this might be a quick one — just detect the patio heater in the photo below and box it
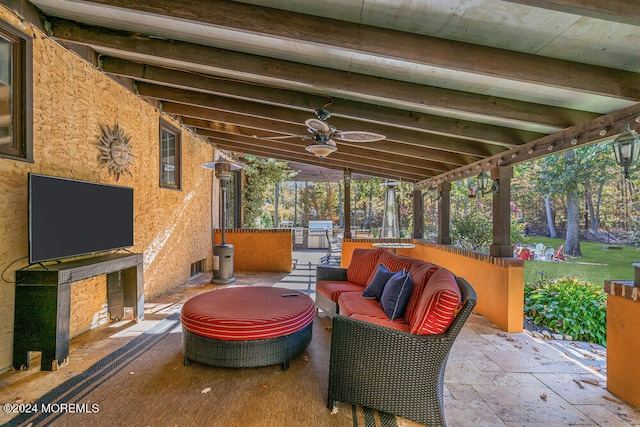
[381,181,400,238]
[202,157,243,284]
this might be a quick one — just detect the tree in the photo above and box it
[532,149,583,256]
[241,157,295,228]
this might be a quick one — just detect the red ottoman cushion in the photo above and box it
[181,286,315,341]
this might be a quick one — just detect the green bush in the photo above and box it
[524,275,607,346]
[451,204,528,252]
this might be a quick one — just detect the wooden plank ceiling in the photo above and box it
[16,0,640,187]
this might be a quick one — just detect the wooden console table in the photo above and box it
[13,253,144,371]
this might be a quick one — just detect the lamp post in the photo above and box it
[202,158,243,284]
[611,124,640,178]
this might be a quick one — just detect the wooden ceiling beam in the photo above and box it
[211,137,428,182]
[57,1,640,100]
[138,82,496,159]
[418,102,640,189]
[200,128,448,175]
[161,102,477,166]
[50,18,598,130]
[102,56,543,146]
[188,121,454,173]
[500,0,640,26]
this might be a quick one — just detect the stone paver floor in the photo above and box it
[1,250,638,426]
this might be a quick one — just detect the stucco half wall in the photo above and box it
[341,239,524,333]
[214,229,293,273]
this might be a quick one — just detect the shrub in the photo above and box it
[451,204,529,252]
[524,275,607,346]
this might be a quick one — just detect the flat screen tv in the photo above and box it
[29,173,134,264]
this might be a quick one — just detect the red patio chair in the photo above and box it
[552,245,565,261]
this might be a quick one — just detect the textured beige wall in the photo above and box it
[0,7,214,370]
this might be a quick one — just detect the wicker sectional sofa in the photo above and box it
[316,248,477,426]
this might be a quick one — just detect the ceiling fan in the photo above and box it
[265,107,386,159]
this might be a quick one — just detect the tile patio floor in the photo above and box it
[1,250,639,426]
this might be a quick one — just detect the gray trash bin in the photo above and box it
[212,244,235,284]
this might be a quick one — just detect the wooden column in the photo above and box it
[436,182,451,245]
[490,166,514,257]
[343,170,352,238]
[412,187,423,239]
[233,170,243,228]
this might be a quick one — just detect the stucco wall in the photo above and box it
[0,7,214,371]
[214,229,293,272]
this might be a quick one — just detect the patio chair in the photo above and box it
[552,245,565,261]
[533,243,545,260]
[544,248,555,261]
[327,276,477,426]
[319,230,342,265]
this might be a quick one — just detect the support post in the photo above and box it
[343,170,352,238]
[437,182,451,245]
[412,187,423,239]
[490,166,514,257]
[233,170,243,228]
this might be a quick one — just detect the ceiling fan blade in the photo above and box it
[334,131,386,143]
[304,118,331,133]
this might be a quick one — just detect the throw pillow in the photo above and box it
[362,263,395,299]
[380,269,414,320]
[410,268,461,335]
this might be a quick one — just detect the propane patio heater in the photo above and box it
[381,180,400,238]
[202,156,243,284]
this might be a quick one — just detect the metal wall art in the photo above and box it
[95,123,134,181]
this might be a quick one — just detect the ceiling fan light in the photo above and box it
[305,143,337,159]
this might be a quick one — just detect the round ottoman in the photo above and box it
[181,286,314,370]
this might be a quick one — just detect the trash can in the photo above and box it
[212,244,235,284]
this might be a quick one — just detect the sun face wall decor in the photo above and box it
[95,123,135,182]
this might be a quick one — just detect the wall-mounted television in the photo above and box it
[28,173,134,264]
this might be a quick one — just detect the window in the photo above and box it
[159,120,181,189]
[0,20,32,161]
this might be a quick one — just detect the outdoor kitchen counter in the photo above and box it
[603,278,640,409]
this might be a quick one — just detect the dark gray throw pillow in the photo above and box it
[380,269,414,320]
[362,263,395,300]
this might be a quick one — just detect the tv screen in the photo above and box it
[29,174,134,264]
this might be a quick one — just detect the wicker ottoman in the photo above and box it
[181,286,314,370]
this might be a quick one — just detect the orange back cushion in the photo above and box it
[346,248,383,286]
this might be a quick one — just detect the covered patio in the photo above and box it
[1,251,638,426]
[1,0,640,425]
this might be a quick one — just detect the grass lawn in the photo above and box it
[521,237,640,285]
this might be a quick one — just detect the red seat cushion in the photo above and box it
[316,280,364,301]
[338,291,382,317]
[337,292,410,332]
[181,286,315,341]
[346,248,383,286]
[410,269,462,335]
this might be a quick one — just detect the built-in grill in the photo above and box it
[307,220,333,249]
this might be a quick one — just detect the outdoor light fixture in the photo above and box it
[476,171,499,195]
[611,124,640,178]
[305,143,337,159]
